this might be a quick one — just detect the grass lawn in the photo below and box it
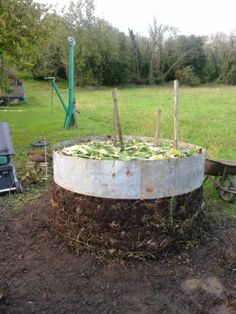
[0,79,235,213]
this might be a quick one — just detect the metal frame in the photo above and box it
[0,122,22,194]
[0,161,22,194]
[204,158,236,202]
[45,37,78,129]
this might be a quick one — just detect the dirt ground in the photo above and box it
[0,191,236,314]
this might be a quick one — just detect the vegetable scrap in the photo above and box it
[61,139,199,161]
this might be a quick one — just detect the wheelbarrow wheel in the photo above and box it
[218,175,236,202]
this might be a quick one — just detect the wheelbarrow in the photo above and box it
[205,159,236,202]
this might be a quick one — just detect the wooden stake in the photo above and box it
[113,99,117,145]
[174,80,179,149]
[112,88,124,151]
[155,109,161,146]
[44,139,48,179]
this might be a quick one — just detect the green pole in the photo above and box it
[44,77,67,113]
[50,79,67,113]
[65,36,77,128]
[45,37,78,129]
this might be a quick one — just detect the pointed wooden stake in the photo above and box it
[155,109,161,146]
[174,80,179,149]
[112,88,124,151]
[44,138,48,179]
[112,99,117,145]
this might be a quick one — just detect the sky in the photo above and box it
[36,0,236,36]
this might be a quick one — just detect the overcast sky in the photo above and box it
[36,0,236,36]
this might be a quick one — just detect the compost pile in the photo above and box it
[52,138,204,259]
[52,185,204,259]
[61,139,198,161]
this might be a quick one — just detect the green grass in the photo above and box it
[0,80,235,212]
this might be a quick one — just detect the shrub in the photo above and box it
[176,66,201,86]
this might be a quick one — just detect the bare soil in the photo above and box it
[0,191,236,314]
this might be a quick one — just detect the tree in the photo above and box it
[2,0,236,88]
[65,0,95,27]
[0,0,47,89]
[148,18,177,84]
[32,13,70,79]
[129,29,141,84]
[162,35,206,84]
[177,35,206,80]
[205,32,236,84]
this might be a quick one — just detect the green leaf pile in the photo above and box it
[61,140,199,161]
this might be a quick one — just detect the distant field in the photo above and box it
[1,80,235,158]
[0,80,235,211]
